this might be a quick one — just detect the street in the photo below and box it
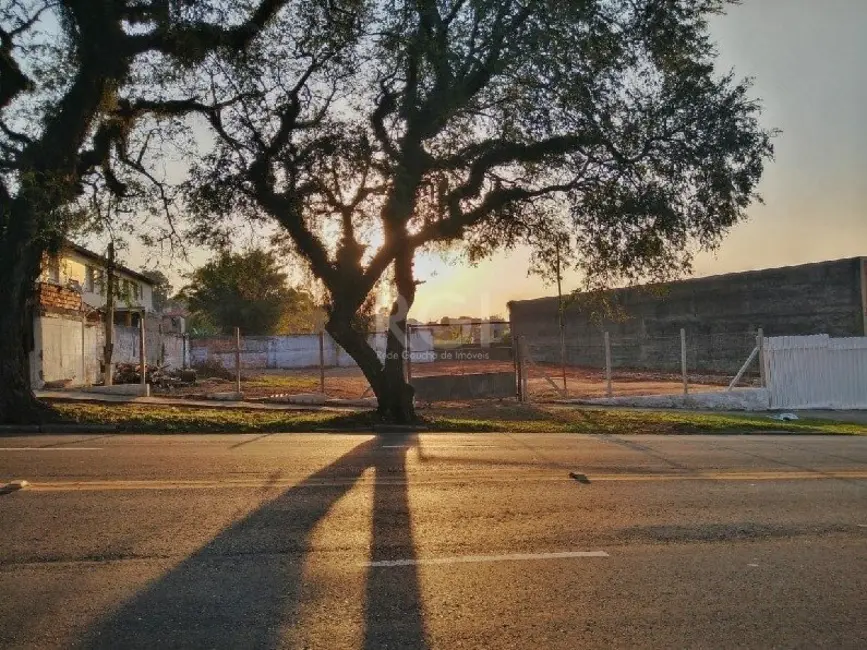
[1,432,866,649]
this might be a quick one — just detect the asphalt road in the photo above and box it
[1,432,866,649]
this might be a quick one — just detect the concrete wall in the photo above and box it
[509,258,867,374]
[411,372,516,402]
[114,324,186,368]
[31,313,188,389]
[190,329,436,370]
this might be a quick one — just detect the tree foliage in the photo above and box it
[0,0,313,422]
[179,0,775,421]
[180,249,320,336]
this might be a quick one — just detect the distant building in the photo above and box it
[31,241,187,389]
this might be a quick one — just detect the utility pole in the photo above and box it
[103,241,116,385]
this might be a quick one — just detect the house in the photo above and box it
[31,241,187,389]
[39,240,156,323]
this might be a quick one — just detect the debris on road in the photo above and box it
[1,479,30,493]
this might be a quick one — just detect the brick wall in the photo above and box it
[36,282,82,312]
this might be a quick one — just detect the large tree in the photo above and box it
[185,0,775,422]
[180,248,319,336]
[0,0,333,423]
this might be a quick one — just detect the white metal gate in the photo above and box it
[764,335,867,409]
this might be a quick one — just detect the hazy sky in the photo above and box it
[118,0,867,321]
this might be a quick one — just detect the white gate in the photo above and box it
[764,334,867,409]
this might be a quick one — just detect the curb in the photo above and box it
[0,424,120,435]
[0,425,41,434]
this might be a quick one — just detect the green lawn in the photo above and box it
[46,400,867,435]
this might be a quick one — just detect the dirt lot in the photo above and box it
[153,358,748,401]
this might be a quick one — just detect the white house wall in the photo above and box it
[31,315,105,388]
[31,314,188,388]
[41,249,154,312]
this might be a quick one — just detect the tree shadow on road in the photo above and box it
[82,435,427,649]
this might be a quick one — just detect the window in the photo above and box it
[85,266,95,292]
[47,257,60,284]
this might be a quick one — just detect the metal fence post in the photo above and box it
[235,327,241,394]
[681,327,688,396]
[318,330,326,394]
[604,331,612,398]
[757,327,765,387]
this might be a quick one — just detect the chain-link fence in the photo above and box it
[518,328,763,401]
[407,322,514,380]
[187,331,372,399]
[182,323,518,401]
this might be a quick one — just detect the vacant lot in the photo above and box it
[156,358,743,402]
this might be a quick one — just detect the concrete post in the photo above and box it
[681,327,688,396]
[318,330,325,394]
[235,327,241,394]
[81,312,87,386]
[514,333,522,402]
[139,311,147,390]
[518,336,529,402]
[604,331,612,398]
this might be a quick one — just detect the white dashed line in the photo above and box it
[383,445,499,449]
[362,550,609,567]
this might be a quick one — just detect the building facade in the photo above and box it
[40,241,155,315]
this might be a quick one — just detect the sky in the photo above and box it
[114,0,867,322]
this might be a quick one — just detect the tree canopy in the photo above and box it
[180,249,321,336]
[0,0,320,422]
[1,0,776,424]
[179,0,775,421]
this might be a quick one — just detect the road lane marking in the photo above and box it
[362,551,609,568]
[12,470,867,492]
[0,447,103,451]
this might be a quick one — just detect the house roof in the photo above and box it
[62,240,156,286]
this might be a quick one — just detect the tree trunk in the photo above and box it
[326,254,419,424]
[378,250,417,422]
[326,326,416,423]
[0,222,50,424]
